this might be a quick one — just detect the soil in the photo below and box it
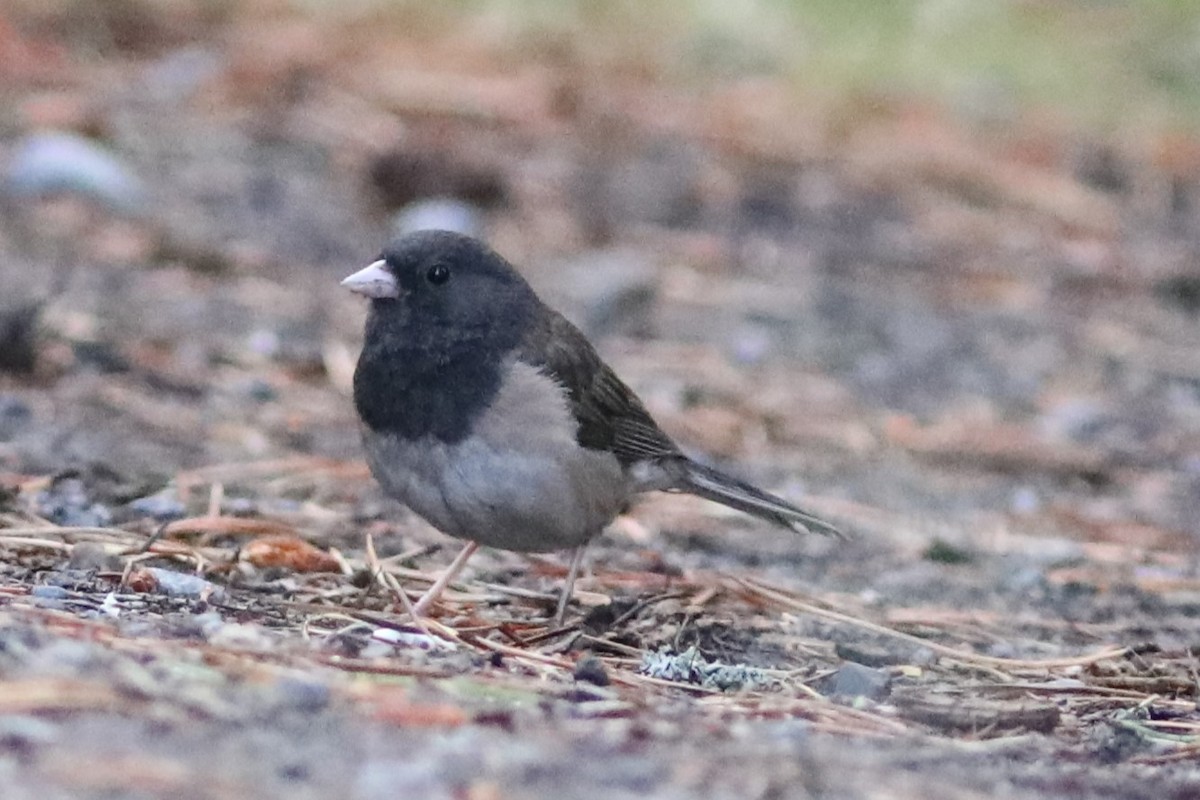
[0,4,1198,798]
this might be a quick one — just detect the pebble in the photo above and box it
[0,304,40,375]
[4,131,146,214]
[391,198,484,238]
[0,395,32,440]
[243,378,277,402]
[67,541,121,571]
[29,585,69,600]
[224,497,258,516]
[141,567,222,601]
[573,654,610,687]
[828,662,892,701]
[128,491,187,521]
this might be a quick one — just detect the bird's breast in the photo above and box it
[361,359,631,552]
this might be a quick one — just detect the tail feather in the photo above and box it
[674,461,844,538]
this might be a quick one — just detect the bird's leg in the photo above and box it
[412,540,480,617]
[553,544,589,626]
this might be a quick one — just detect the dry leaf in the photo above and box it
[241,535,340,573]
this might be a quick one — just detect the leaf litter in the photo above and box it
[1,2,1199,798]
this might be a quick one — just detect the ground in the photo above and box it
[0,3,1198,799]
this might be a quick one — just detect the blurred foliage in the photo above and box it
[11,0,1198,133]
[291,0,1200,133]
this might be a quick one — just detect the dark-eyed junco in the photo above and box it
[342,230,842,623]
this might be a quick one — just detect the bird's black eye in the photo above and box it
[426,264,451,285]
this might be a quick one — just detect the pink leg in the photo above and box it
[412,541,480,617]
[553,545,588,626]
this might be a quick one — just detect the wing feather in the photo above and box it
[517,310,679,465]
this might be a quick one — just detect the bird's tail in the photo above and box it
[673,461,845,538]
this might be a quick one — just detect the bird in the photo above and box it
[341,230,842,624]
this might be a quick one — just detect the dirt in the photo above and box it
[0,3,1198,798]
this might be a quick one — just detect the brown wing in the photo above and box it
[518,309,680,466]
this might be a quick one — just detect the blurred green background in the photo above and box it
[307,0,1200,130]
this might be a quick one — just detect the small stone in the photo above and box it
[923,539,973,565]
[4,131,146,214]
[128,492,187,521]
[136,567,222,600]
[829,662,891,701]
[29,585,69,600]
[67,542,120,572]
[0,303,40,375]
[244,379,277,402]
[71,340,130,373]
[225,497,258,516]
[0,395,32,439]
[573,654,610,687]
[391,198,484,238]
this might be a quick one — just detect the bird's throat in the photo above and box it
[353,314,504,444]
